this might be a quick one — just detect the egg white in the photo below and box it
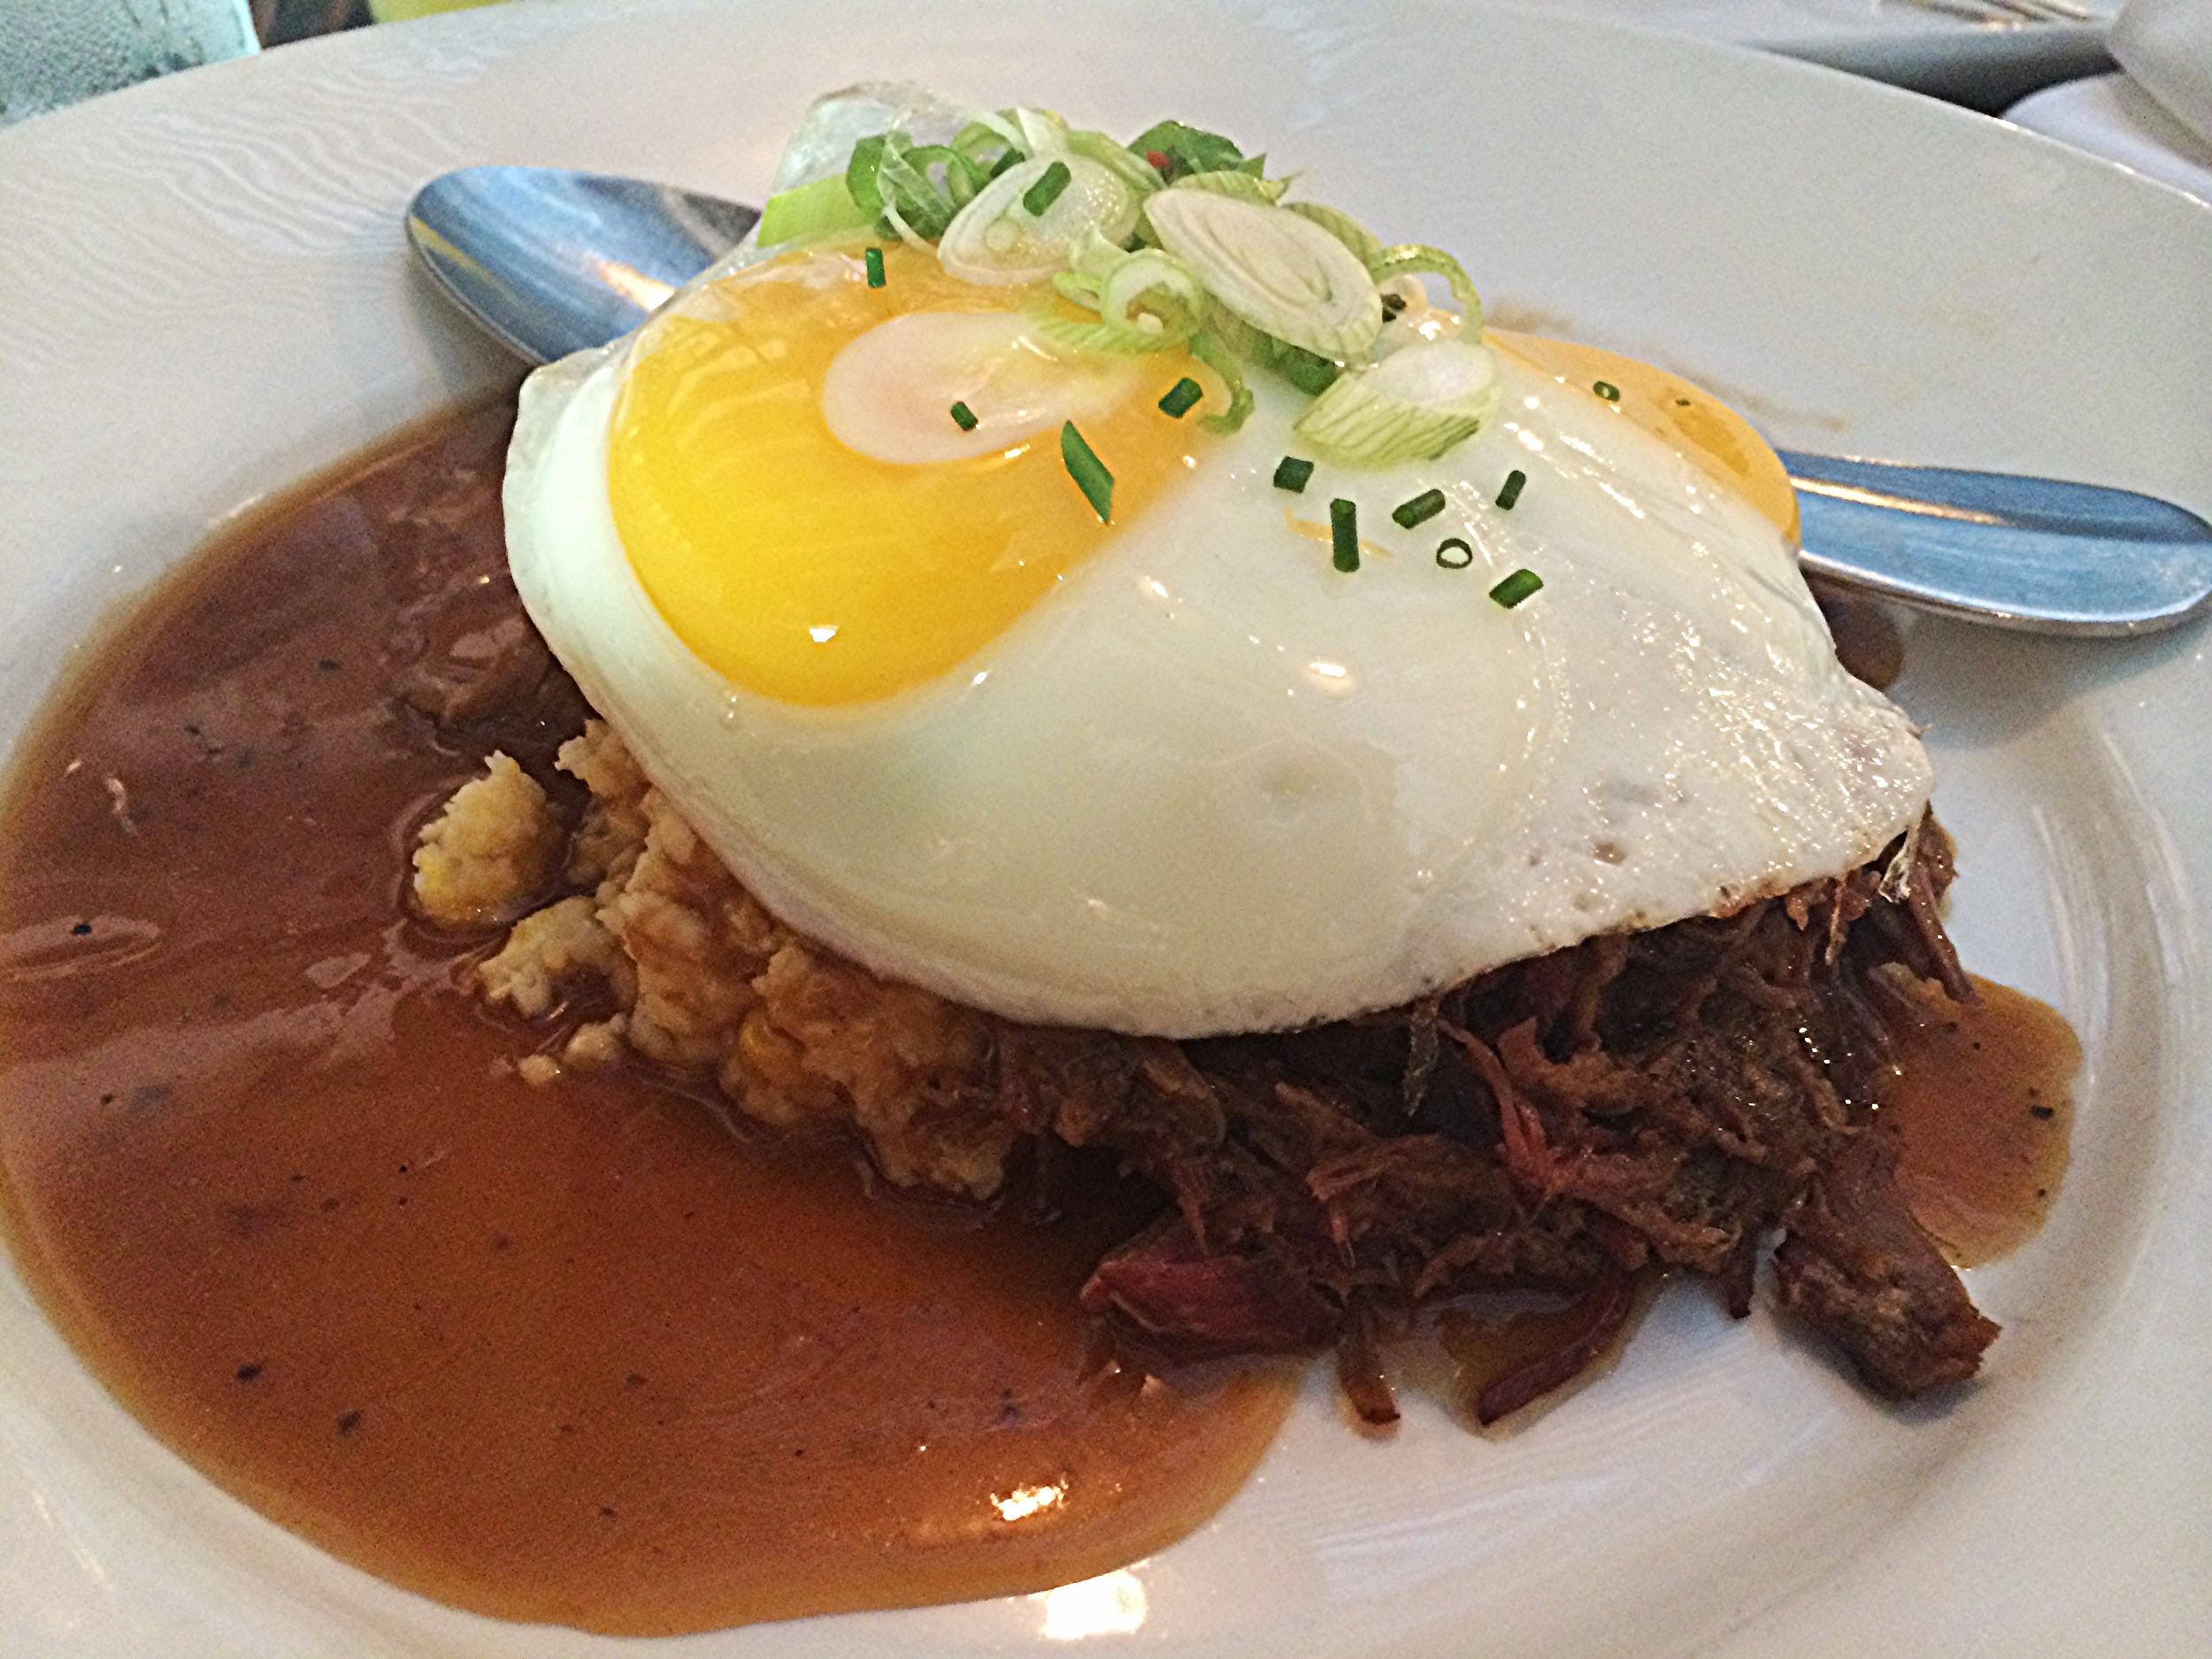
[505,317,1931,1037]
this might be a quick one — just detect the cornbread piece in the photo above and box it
[479,895,630,1019]
[473,724,1015,1198]
[411,750,559,927]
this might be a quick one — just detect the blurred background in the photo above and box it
[255,0,500,45]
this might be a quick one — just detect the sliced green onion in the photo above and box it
[951,116,1025,174]
[939,154,1141,286]
[756,173,872,246]
[1094,244,1207,339]
[1436,537,1473,569]
[1393,488,1446,529]
[1185,327,1254,435]
[1028,304,1187,357]
[1330,498,1360,572]
[1490,567,1543,608]
[1024,158,1072,217]
[1273,455,1314,493]
[1065,129,1164,199]
[846,134,972,243]
[1061,422,1114,521]
[949,401,979,432]
[1163,169,1288,207]
[1158,377,1203,419]
[1594,380,1619,402]
[1495,469,1527,510]
[1293,337,1502,466]
[1367,243,1483,333]
[1144,191,1383,362]
[1281,200,1384,264]
[864,246,886,288]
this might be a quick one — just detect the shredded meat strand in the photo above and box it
[1476,1274,1637,1425]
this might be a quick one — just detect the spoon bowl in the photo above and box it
[407,165,757,367]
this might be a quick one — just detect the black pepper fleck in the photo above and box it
[70,920,91,937]
[2030,1105,2055,1120]
[235,1362,264,1382]
[336,1409,364,1436]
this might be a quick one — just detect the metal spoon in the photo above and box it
[406,165,2212,636]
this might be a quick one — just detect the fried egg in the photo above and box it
[504,240,1931,1037]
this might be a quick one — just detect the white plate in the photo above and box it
[2,3,2208,1655]
[1491,0,2118,104]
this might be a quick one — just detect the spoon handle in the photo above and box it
[403,165,2212,637]
[1778,450,2212,635]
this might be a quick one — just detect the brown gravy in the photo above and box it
[0,403,2077,1635]
[0,404,1290,1636]
[1881,972,2078,1266]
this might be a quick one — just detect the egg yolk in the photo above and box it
[1488,329,1801,542]
[608,243,1210,706]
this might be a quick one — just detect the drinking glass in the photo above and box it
[0,0,258,127]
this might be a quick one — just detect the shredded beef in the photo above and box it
[1773,1129,2000,1398]
[992,819,1996,1411]
[1474,1274,1637,1425]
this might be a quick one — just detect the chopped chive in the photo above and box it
[1490,567,1543,609]
[1024,159,1072,217]
[1675,396,1693,407]
[1436,537,1473,570]
[864,246,886,288]
[1279,346,1340,396]
[1392,488,1447,530]
[1158,377,1203,419]
[1593,380,1619,402]
[1061,421,1114,521]
[1494,468,1527,511]
[1329,498,1360,572]
[1273,455,1315,493]
[949,401,979,432]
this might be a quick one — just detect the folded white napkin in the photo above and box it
[2109,0,2212,150]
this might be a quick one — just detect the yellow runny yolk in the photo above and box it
[1486,329,1801,542]
[607,243,1210,706]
